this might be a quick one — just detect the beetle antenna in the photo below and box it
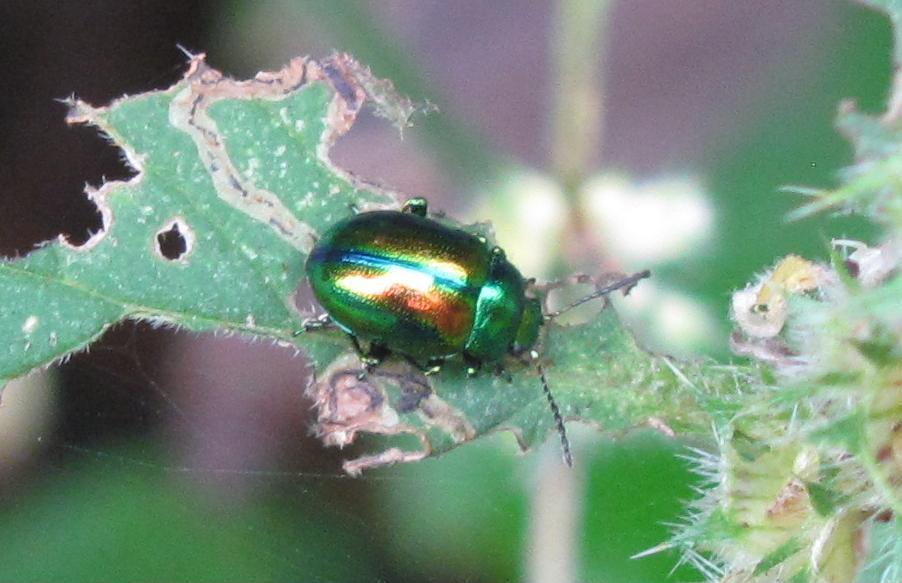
[532,351,573,467]
[544,270,651,321]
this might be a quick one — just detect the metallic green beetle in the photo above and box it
[303,197,649,465]
[305,198,542,374]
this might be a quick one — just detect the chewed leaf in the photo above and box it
[0,54,401,386]
[2,53,739,475]
[309,289,735,475]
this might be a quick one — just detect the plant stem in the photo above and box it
[548,0,613,197]
[526,443,583,583]
[525,3,614,582]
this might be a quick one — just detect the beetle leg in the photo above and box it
[367,343,391,368]
[493,363,513,384]
[348,335,367,360]
[401,197,428,217]
[293,314,333,336]
[423,357,444,376]
[401,355,444,376]
[349,336,390,378]
[463,352,483,377]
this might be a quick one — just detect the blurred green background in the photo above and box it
[0,1,890,582]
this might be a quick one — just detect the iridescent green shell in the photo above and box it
[305,211,540,363]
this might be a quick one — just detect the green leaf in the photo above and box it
[2,54,744,474]
[805,480,849,517]
[828,244,861,292]
[309,305,743,474]
[0,54,396,386]
[753,536,804,576]
[786,567,812,583]
[852,327,900,365]
[729,427,773,463]
[811,410,867,452]
[815,371,864,386]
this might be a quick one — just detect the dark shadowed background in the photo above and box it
[0,1,890,582]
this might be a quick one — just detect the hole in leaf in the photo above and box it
[61,205,106,248]
[155,219,192,261]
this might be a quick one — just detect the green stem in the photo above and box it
[526,447,582,583]
[548,0,613,197]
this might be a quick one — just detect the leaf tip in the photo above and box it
[323,52,429,135]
